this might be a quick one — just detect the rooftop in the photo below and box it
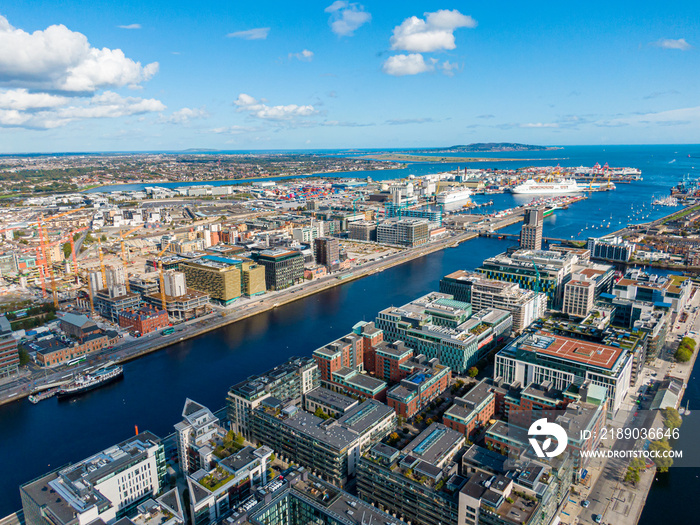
[520,332,625,371]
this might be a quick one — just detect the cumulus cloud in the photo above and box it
[0,90,165,129]
[390,9,476,53]
[325,1,371,37]
[118,24,141,30]
[289,49,314,62]
[227,27,270,40]
[234,93,319,120]
[0,88,68,110]
[382,54,434,76]
[652,38,692,50]
[162,107,209,124]
[0,15,158,93]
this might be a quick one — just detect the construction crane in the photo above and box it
[119,225,144,293]
[156,242,172,312]
[78,269,96,317]
[97,239,107,288]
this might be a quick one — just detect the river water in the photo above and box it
[2,145,699,519]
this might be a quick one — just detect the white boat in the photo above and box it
[436,189,472,209]
[510,179,582,195]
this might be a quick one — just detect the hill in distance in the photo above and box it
[433,142,561,152]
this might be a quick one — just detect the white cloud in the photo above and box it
[289,49,314,62]
[390,9,476,53]
[234,93,318,120]
[227,28,270,40]
[0,15,158,93]
[519,122,559,128]
[382,54,433,76]
[0,88,68,110]
[600,106,700,127]
[0,90,165,129]
[162,107,209,124]
[118,24,141,30]
[652,38,692,51]
[210,125,263,134]
[325,2,371,37]
[439,60,460,76]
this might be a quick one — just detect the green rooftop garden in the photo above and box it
[199,466,235,491]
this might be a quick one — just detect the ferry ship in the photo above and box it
[57,365,123,400]
[436,188,472,209]
[510,179,582,195]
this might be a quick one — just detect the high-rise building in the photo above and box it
[520,207,544,250]
[88,270,103,293]
[314,237,340,271]
[174,398,221,475]
[255,249,304,291]
[562,279,595,317]
[348,220,377,241]
[440,270,547,332]
[105,264,126,288]
[21,432,166,525]
[0,316,18,378]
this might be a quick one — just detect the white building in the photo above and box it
[174,399,222,475]
[163,271,187,297]
[21,432,165,525]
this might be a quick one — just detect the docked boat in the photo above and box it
[436,189,472,209]
[57,366,123,399]
[510,179,582,195]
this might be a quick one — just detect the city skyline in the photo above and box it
[1,1,699,152]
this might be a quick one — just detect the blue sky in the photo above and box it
[0,1,699,152]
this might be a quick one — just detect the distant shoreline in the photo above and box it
[359,153,560,163]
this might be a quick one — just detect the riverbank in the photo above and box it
[0,231,477,407]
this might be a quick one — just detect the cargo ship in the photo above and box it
[57,365,123,400]
[510,179,582,195]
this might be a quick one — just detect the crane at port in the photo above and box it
[118,225,144,293]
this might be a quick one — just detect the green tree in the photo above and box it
[63,242,72,258]
[468,366,479,378]
[314,407,330,420]
[100,234,107,242]
[18,347,30,366]
[661,407,683,430]
[624,458,645,485]
[649,439,674,472]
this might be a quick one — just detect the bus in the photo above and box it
[161,328,175,336]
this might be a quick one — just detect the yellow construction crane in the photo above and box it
[78,269,96,317]
[156,242,172,312]
[119,225,143,292]
[97,239,107,289]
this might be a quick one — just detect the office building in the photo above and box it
[612,269,691,313]
[0,316,18,378]
[357,423,465,525]
[118,491,184,525]
[477,249,577,308]
[227,356,319,439]
[314,237,340,271]
[376,217,429,247]
[255,249,304,291]
[250,399,395,487]
[174,399,222,475]
[144,288,209,321]
[21,432,166,525]
[495,331,633,413]
[376,293,512,374]
[240,261,265,296]
[180,256,241,306]
[105,265,126,288]
[440,270,546,332]
[562,279,595,317]
[587,236,636,262]
[348,220,377,241]
[520,207,544,251]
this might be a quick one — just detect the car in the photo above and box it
[594,514,603,523]
[582,500,590,508]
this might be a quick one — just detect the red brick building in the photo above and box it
[118,306,169,335]
[35,330,120,367]
[442,380,496,439]
[386,356,451,419]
